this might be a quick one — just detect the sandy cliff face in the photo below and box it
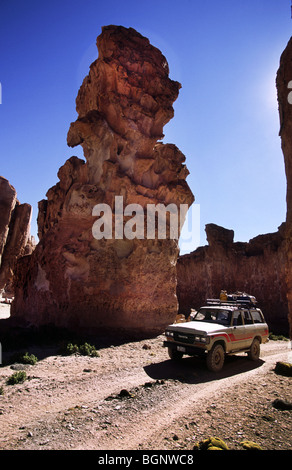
[0,177,32,298]
[276,36,292,338]
[11,26,194,336]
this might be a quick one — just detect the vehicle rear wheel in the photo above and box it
[168,347,183,360]
[206,343,225,372]
[248,338,260,361]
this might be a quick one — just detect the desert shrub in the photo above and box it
[193,436,229,450]
[6,371,27,385]
[240,440,263,450]
[194,436,263,451]
[79,342,99,357]
[63,342,99,357]
[18,352,38,365]
[64,343,80,355]
[269,333,289,341]
[9,351,38,366]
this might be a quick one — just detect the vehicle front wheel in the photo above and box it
[248,338,260,361]
[206,343,225,372]
[168,347,183,361]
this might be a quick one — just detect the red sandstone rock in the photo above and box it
[0,177,32,297]
[276,37,292,339]
[11,26,194,336]
[0,177,17,267]
[177,224,289,335]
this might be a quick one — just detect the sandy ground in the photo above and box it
[0,302,291,452]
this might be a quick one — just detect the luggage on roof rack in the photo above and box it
[206,292,257,307]
[228,292,257,304]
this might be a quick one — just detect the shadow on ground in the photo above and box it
[0,317,159,364]
[144,354,265,384]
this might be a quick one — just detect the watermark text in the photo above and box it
[92,196,200,253]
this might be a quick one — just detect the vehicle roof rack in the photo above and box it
[206,298,257,308]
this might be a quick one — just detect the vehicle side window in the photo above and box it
[232,311,244,326]
[243,310,253,324]
[251,310,263,323]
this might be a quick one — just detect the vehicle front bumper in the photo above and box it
[163,340,207,356]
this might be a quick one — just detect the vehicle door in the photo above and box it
[250,309,268,340]
[242,309,254,348]
[230,310,246,350]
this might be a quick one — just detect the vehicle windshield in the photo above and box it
[193,308,231,326]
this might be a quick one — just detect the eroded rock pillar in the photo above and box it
[11,26,194,336]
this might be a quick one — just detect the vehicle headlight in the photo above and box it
[165,330,174,337]
[194,335,209,344]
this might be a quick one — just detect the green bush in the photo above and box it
[19,352,38,365]
[64,342,99,357]
[9,351,38,366]
[79,342,100,357]
[65,343,80,355]
[6,371,27,385]
[269,333,289,341]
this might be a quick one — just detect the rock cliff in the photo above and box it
[0,177,32,299]
[11,26,194,336]
[177,223,289,335]
[276,36,292,338]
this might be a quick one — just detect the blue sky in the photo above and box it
[0,0,291,253]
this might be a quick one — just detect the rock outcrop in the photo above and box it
[177,223,289,335]
[276,36,292,339]
[0,177,32,299]
[11,26,194,336]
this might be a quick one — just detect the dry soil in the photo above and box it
[0,303,291,452]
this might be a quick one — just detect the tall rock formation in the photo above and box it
[276,36,292,339]
[11,26,194,336]
[0,177,32,298]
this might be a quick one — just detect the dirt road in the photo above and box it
[0,307,291,451]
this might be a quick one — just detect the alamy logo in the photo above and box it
[92,196,200,252]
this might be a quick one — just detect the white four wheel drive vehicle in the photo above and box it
[163,298,269,372]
